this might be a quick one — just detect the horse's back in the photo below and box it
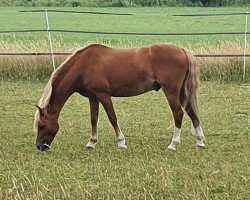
[76,43,189,97]
[79,43,188,81]
[77,44,155,97]
[82,44,152,73]
[82,43,186,61]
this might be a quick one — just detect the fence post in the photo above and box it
[45,9,56,71]
[243,11,248,80]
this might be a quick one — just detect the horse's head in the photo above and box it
[35,105,59,151]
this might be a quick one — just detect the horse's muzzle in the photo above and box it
[37,142,51,151]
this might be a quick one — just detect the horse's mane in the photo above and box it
[33,50,77,132]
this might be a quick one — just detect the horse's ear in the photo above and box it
[36,105,45,117]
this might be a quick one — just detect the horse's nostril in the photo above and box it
[36,142,50,151]
[42,143,51,151]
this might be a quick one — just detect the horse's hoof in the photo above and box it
[86,142,96,149]
[86,146,94,150]
[167,141,179,151]
[167,146,176,151]
[118,144,127,150]
[196,145,206,149]
[167,148,176,154]
[196,141,205,149]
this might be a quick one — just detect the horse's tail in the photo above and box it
[181,48,200,121]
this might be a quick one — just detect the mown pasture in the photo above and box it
[0,81,249,199]
[0,6,249,199]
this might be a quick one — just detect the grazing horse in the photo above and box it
[34,43,205,152]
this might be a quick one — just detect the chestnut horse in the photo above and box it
[34,43,205,151]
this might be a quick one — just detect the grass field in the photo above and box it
[0,80,249,199]
[0,6,249,48]
[0,6,250,199]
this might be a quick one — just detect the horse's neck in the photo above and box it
[50,91,72,120]
[48,67,76,119]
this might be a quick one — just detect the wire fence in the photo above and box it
[1,29,249,35]
[0,9,249,78]
[2,52,249,57]
[19,9,133,15]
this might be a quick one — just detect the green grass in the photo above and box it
[0,6,249,47]
[0,6,249,199]
[0,80,249,199]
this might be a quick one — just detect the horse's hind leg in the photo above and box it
[163,88,184,151]
[86,97,99,149]
[182,101,205,148]
[97,95,127,149]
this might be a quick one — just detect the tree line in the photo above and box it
[1,0,249,7]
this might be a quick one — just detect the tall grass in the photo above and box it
[0,39,249,83]
[187,40,250,83]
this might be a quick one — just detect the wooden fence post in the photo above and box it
[45,9,56,71]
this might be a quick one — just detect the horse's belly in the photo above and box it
[111,88,151,97]
[110,81,156,97]
[106,62,156,97]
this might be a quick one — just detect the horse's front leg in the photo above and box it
[97,94,127,149]
[86,97,99,149]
